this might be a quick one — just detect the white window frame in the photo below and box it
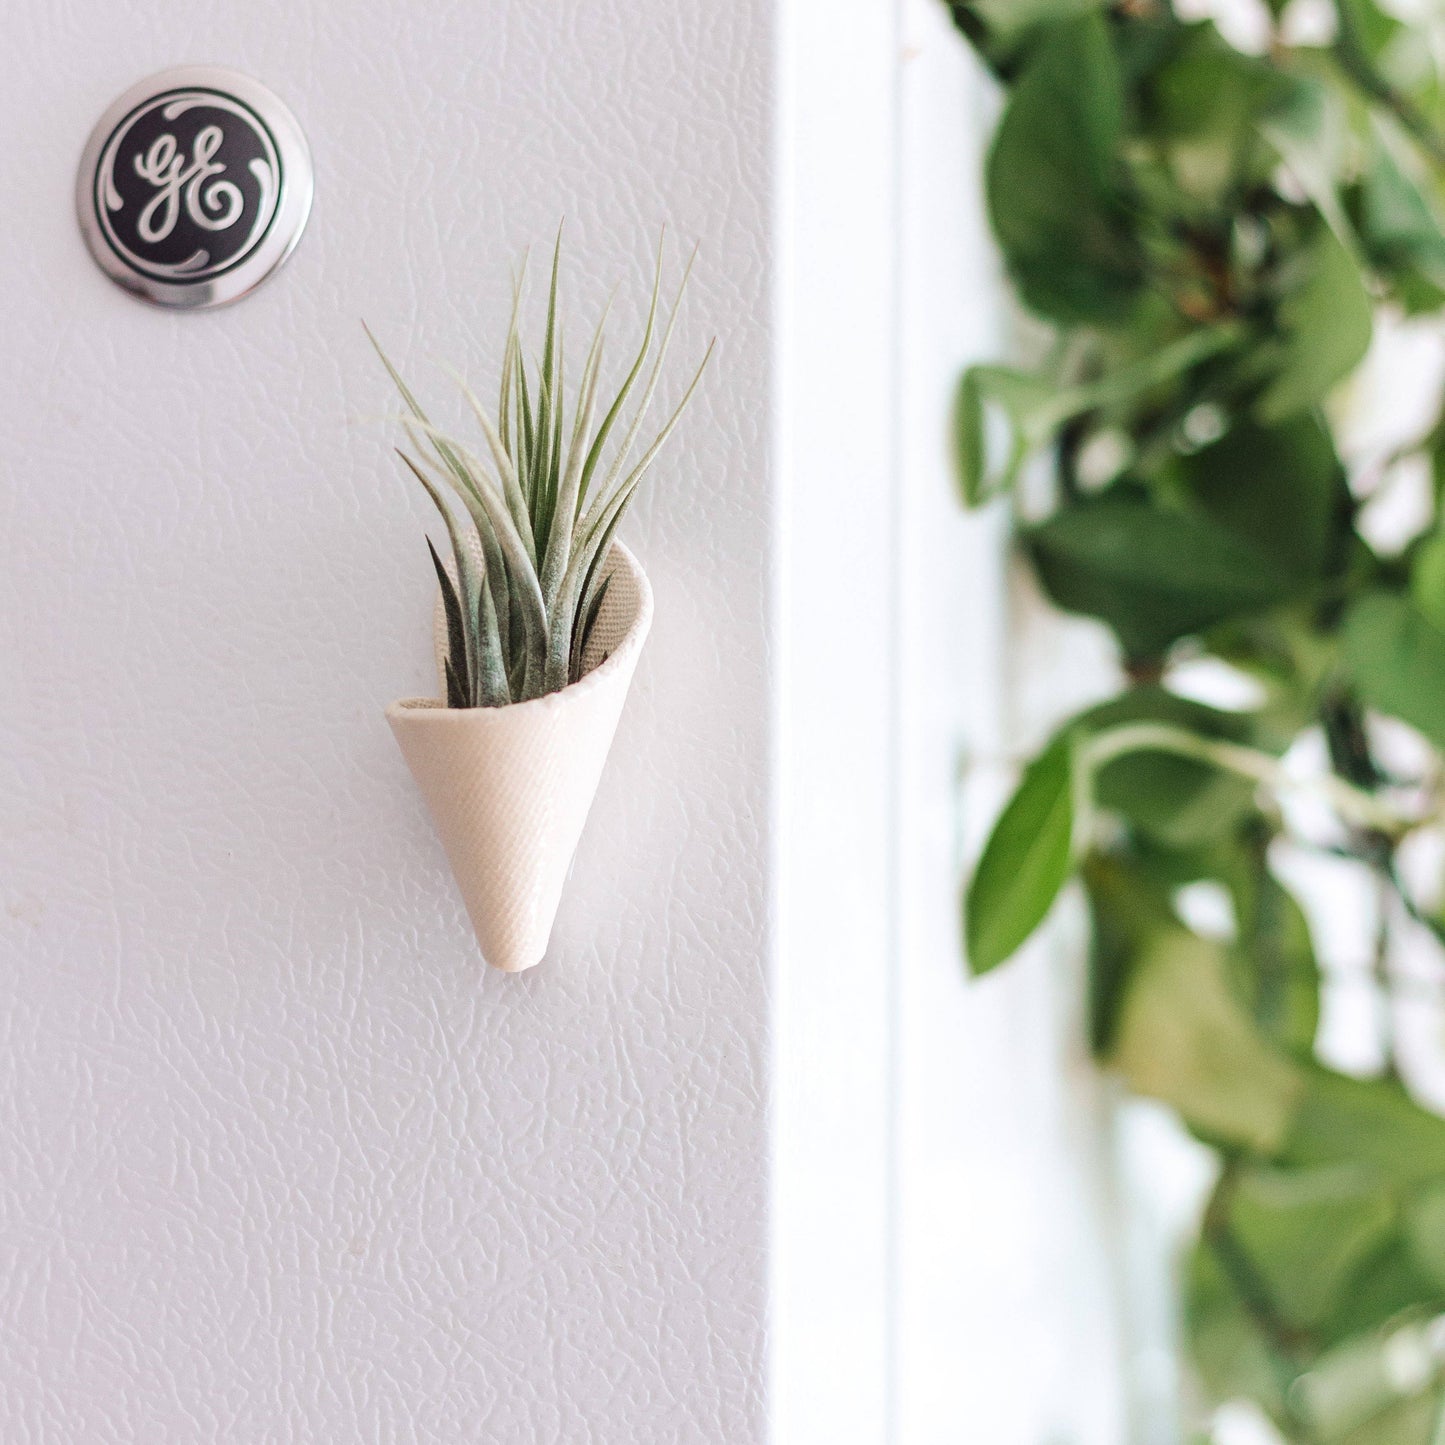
[773,4,1135,1440]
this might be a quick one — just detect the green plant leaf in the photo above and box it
[1026,497,1291,658]
[1258,225,1373,423]
[1082,850,1174,1055]
[1083,686,1258,848]
[1293,1321,1445,1444]
[1403,1182,1445,1294]
[1186,1237,1292,1423]
[1411,530,1445,633]
[1149,25,1282,203]
[1107,927,1305,1152]
[952,364,1057,506]
[985,13,1145,324]
[1229,1164,1395,1329]
[1281,1068,1445,1189]
[1316,1233,1445,1350]
[1358,142,1445,308]
[1177,414,1345,581]
[1227,849,1321,1059]
[965,734,1076,975]
[1343,592,1445,749]
[397,451,483,702]
[426,537,469,707]
[955,326,1243,508]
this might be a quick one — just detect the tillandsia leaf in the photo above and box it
[399,450,483,702]
[544,248,703,686]
[573,335,716,561]
[572,573,613,680]
[473,557,510,707]
[570,512,626,683]
[498,328,514,457]
[372,327,520,660]
[377,233,708,704]
[528,235,564,546]
[404,435,548,696]
[444,365,536,566]
[578,234,667,508]
[426,536,470,708]
[443,656,467,711]
[550,332,714,683]
[541,314,609,611]
[570,302,611,483]
[592,242,700,508]
[515,332,534,506]
[545,324,566,541]
[541,228,562,414]
[553,503,623,691]
[367,326,475,504]
[403,420,513,655]
[531,325,565,569]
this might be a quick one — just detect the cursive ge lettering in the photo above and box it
[133,126,243,242]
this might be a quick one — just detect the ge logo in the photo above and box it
[94,88,281,283]
[79,68,311,309]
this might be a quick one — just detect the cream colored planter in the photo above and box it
[387,544,653,972]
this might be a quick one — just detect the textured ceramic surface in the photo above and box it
[1,1,771,1438]
[388,545,653,972]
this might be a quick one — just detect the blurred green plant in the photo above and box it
[951,2,1445,1440]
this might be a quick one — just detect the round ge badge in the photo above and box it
[77,67,312,309]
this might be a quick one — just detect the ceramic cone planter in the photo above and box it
[387,543,653,972]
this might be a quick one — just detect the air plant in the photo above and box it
[369,232,712,708]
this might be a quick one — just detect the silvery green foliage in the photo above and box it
[371,234,711,707]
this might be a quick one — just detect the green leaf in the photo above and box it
[1318,1233,1445,1348]
[1083,686,1257,848]
[1177,414,1345,581]
[985,13,1145,325]
[965,734,1076,975]
[1343,592,1445,750]
[1281,1068,1445,1189]
[1358,143,1445,308]
[1229,1164,1394,1328]
[426,537,469,708]
[1082,850,1174,1055]
[1404,1183,1445,1294]
[955,328,1244,508]
[443,657,466,711]
[1026,497,1291,658]
[1258,225,1373,423]
[952,364,1056,506]
[1149,27,1282,203]
[1412,531,1445,633]
[1227,849,1321,1059]
[1107,927,1305,1152]
[1186,1237,1292,1422]
[1261,74,1356,255]
[1335,0,1404,59]
[1294,1321,1445,1444]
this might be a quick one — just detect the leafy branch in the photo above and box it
[950,1,1445,1439]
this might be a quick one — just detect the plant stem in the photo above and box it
[1078,721,1411,836]
[1332,0,1445,172]
[1390,860,1445,949]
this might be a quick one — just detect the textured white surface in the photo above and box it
[0,4,771,1440]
